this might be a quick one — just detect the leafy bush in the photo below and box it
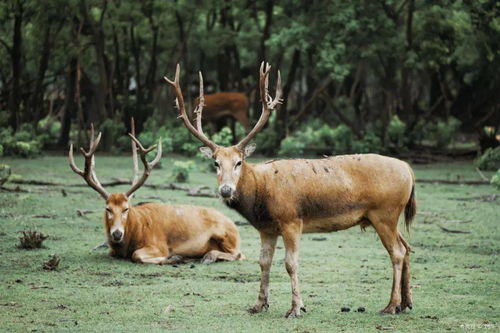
[352,130,383,153]
[254,126,280,155]
[37,116,61,146]
[0,126,42,158]
[287,121,384,156]
[140,117,198,156]
[490,169,500,190]
[211,127,233,146]
[414,116,461,148]
[0,164,11,185]
[387,115,407,148]
[170,160,195,183]
[278,136,305,156]
[474,147,500,171]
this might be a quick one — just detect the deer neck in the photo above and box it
[226,162,272,229]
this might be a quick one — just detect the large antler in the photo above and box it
[68,124,110,199]
[125,132,162,198]
[164,64,218,151]
[236,62,282,150]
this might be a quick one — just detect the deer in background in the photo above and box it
[68,123,244,264]
[166,63,416,317]
[195,92,250,129]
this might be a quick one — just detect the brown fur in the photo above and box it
[104,193,244,264]
[194,92,250,129]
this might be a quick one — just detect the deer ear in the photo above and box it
[199,146,213,159]
[243,143,257,158]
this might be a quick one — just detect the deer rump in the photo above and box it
[226,154,415,234]
[194,92,249,128]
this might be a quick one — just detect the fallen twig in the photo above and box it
[438,225,471,234]
[475,168,489,182]
[76,209,99,217]
[417,179,489,185]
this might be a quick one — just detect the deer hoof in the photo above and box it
[380,304,399,315]
[248,302,268,314]
[285,307,303,318]
[201,253,217,264]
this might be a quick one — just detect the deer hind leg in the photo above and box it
[282,221,305,318]
[370,212,407,314]
[248,232,277,314]
[398,231,413,311]
[201,230,245,264]
[201,250,242,264]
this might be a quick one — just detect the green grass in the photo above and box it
[1,155,499,332]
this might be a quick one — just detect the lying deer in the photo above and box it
[165,63,416,317]
[68,125,243,264]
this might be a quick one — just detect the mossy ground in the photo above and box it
[0,155,498,332]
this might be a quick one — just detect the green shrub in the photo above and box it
[13,141,42,157]
[0,125,47,157]
[387,115,407,148]
[211,127,233,146]
[474,147,500,171]
[170,160,195,183]
[352,130,383,153]
[37,116,61,146]
[491,169,500,190]
[0,144,3,157]
[0,164,11,185]
[254,127,280,155]
[278,136,305,156]
[416,116,461,148]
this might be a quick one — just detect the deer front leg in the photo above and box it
[132,247,173,265]
[248,232,277,314]
[282,221,305,318]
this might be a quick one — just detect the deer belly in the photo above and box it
[302,212,364,233]
[169,233,212,257]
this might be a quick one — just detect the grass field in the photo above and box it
[1,154,499,332]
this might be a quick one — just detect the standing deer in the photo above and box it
[165,63,416,317]
[194,92,250,130]
[68,124,244,264]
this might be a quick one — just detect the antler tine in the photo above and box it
[130,118,140,194]
[195,71,206,136]
[164,64,218,151]
[68,125,109,200]
[125,133,162,197]
[237,62,282,150]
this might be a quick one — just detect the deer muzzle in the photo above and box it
[219,184,233,199]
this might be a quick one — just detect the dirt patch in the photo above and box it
[215,275,259,283]
[137,272,162,279]
[103,280,124,286]
[451,194,498,203]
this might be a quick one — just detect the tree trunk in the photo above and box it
[32,21,52,125]
[8,2,23,131]
[58,58,77,147]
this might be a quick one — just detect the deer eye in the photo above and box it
[235,161,242,168]
[214,161,220,168]
[123,208,128,213]
[106,208,112,213]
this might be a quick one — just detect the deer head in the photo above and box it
[68,121,162,243]
[165,62,281,200]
